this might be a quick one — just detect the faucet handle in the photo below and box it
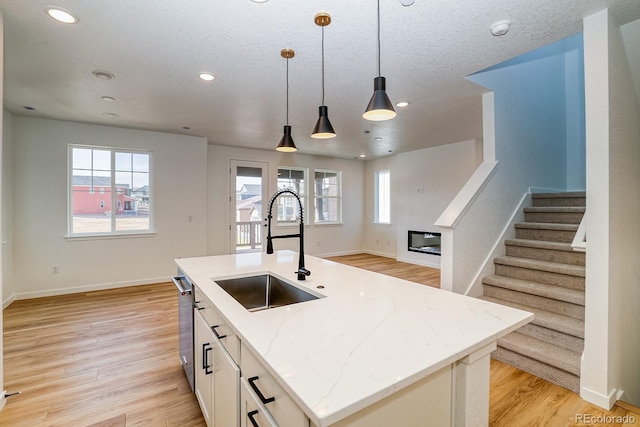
[296,268,311,277]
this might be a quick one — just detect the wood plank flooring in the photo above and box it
[1,254,637,426]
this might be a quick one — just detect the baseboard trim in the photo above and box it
[362,249,396,259]
[0,391,5,413]
[2,294,16,310]
[7,277,171,303]
[580,385,622,410]
[316,249,364,258]
[616,400,640,415]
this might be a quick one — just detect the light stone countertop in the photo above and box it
[176,250,532,426]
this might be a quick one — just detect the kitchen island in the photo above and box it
[176,251,532,427]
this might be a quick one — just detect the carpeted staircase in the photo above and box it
[481,192,586,393]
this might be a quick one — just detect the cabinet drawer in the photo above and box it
[194,286,240,364]
[241,345,307,427]
[240,377,278,427]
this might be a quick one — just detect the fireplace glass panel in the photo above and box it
[408,230,441,256]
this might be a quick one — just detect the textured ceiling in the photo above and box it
[1,0,639,159]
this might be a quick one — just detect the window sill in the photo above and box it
[313,222,343,226]
[374,222,392,227]
[65,231,156,241]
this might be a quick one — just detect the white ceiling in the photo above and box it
[1,0,639,159]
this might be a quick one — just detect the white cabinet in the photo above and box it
[240,377,278,427]
[194,309,215,426]
[240,343,308,427]
[194,305,240,427]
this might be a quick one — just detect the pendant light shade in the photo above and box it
[312,105,336,139]
[277,125,297,152]
[363,0,396,121]
[311,12,336,139]
[276,49,297,152]
[363,76,396,121]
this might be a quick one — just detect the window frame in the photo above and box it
[313,169,342,225]
[68,144,154,238]
[275,166,308,226]
[374,169,391,225]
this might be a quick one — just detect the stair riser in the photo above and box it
[494,264,585,291]
[492,348,580,393]
[515,228,576,243]
[484,285,584,320]
[497,337,581,376]
[532,197,586,208]
[505,245,585,266]
[524,211,584,224]
[517,323,584,353]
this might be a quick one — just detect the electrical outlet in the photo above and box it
[52,266,59,274]
[187,215,193,223]
[316,241,320,246]
[386,241,390,246]
[376,239,379,244]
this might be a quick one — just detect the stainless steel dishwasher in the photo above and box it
[172,272,194,392]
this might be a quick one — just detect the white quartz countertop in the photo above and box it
[176,251,532,426]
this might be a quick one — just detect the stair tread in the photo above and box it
[515,222,579,231]
[505,238,578,252]
[524,206,586,213]
[480,295,584,338]
[498,332,581,375]
[532,192,586,198]
[494,256,585,277]
[483,275,585,306]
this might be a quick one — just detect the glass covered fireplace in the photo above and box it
[408,230,441,256]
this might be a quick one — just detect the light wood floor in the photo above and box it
[1,254,638,426]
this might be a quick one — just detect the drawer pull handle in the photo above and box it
[247,410,260,427]
[211,325,227,340]
[248,376,275,405]
[194,301,205,310]
[202,343,213,375]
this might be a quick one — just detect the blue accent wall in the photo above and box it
[468,33,586,191]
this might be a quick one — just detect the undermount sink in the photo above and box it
[214,274,322,312]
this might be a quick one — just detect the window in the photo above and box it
[69,145,152,236]
[374,170,391,224]
[276,167,307,224]
[314,170,341,224]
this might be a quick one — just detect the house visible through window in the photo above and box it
[276,167,307,224]
[314,170,341,224]
[69,145,152,235]
[374,169,391,224]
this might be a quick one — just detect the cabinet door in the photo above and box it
[240,377,278,427]
[213,335,240,427]
[194,309,215,427]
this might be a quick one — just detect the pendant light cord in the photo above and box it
[377,0,381,77]
[321,25,325,106]
[286,56,290,125]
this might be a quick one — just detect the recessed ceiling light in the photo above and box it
[251,0,270,3]
[45,7,78,24]
[359,154,367,158]
[92,70,115,80]
[396,101,409,107]
[490,20,511,37]
[198,72,215,81]
[374,136,383,141]
[399,0,415,6]
[102,112,119,118]
[101,96,115,102]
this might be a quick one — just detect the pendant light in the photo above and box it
[363,0,396,121]
[311,12,336,139]
[277,49,297,152]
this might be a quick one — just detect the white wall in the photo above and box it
[207,144,364,257]
[395,140,481,267]
[9,117,208,298]
[582,10,640,409]
[2,111,12,306]
[0,13,5,411]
